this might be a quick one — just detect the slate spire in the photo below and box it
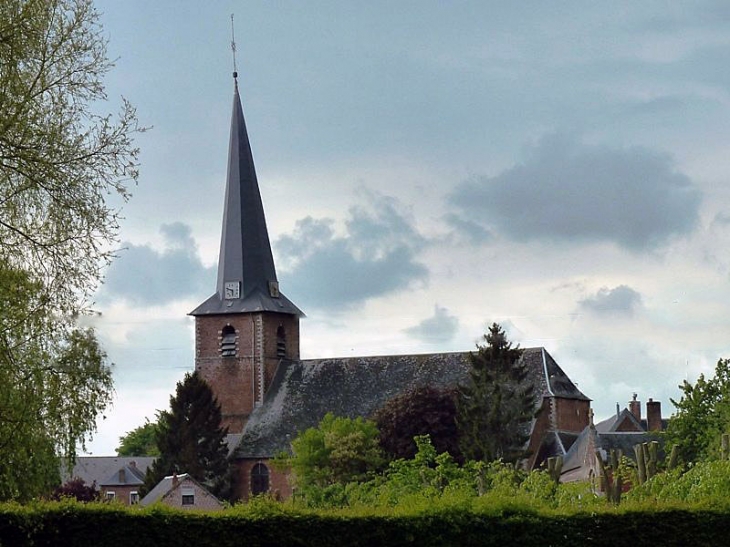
[190,79,302,317]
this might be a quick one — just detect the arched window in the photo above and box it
[276,326,286,359]
[220,325,236,357]
[251,462,270,495]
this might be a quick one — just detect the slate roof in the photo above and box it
[595,408,644,433]
[190,80,301,317]
[533,430,581,468]
[520,347,590,401]
[101,463,146,487]
[62,457,155,487]
[234,347,588,458]
[596,407,668,433]
[561,424,663,481]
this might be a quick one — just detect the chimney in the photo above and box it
[646,398,662,431]
[130,461,137,469]
[629,393,641,422]
[172,473,178,487]
[118,468,126,483]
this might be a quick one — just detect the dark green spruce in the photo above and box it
[143,372,232,500]
[457,323,535,464]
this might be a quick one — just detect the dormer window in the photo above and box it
[220,325,236,357]
[276,326,286,359]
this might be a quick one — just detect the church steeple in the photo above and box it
[189,45,302,434]
[190,80,302,317]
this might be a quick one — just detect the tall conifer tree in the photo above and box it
[457,323,535,464]
[143,372,231,500]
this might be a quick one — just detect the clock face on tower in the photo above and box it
[224,281,240,300]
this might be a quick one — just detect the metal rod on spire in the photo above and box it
[230,14,238,81]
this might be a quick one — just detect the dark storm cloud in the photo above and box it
[100,223,215,306]
[448,136,701,250]
[275,193,428,310]
[404,305,459,344]
[579,285,643,316]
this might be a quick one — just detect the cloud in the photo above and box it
[711,211,730,228]
[448,135,701,250]
[100,223,215,306]
[404,305,459,344]
[579,285,643,316]
[275,192,428,310]
[443,213,493,245]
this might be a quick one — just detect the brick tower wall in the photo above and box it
[194,312,300,434]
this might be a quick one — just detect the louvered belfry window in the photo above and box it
[220,325,236,357]
[276,326,286,359]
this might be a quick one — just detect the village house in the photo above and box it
[64,456,154,505]
[139,473,223,511]
[559,395,666,485]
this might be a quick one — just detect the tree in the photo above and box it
[284,413,385,494]
[456,323,534,464]
[117,418,161,457]
[0,0,142,315]
[143,373,231,500]
[52,477,100,502]
[0,0,139,500]
[373,385,463,462]
[0,264,113,501]
[666,358,730,464]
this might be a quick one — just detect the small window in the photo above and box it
[130,491,139,505]
[251,463,270,495]
[276,326,286,359]
[181,487,195,506]
[105,491,116,500]
[220,325,236,357]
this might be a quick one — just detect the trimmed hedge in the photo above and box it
[1,502,729,547]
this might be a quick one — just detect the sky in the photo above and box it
[84,1,730,455]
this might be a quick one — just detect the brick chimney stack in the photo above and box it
[629,393,641,422]
[646,398,662,431]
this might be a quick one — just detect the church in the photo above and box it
[188,72,592,500]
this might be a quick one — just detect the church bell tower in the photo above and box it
[190,74,303,434]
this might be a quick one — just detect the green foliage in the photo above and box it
[364,435,473,506]
[0,265,113,501]
[457,323,534,464]
[373,385,462,462]
[627,460,730,507]
[666,358,730,464]
[117,418,160,456]
[283,413,385,504]
[0,0,139,502]
[6,483,730,546]
[143,372,231,500]
[291,434,586,513]
[0,0,142,315]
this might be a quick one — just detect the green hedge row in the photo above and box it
[1,503,728,547]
